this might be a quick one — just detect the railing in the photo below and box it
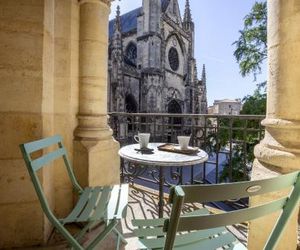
[109,112,265,191]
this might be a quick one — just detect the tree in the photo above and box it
[233,1,267,79]
[215,2,268,183]
[241,83,266,115]
[233,1,267,115]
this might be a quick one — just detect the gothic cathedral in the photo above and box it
[108,0,208,115]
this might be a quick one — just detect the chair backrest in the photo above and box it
[19,135,83,217]
[163,171,300,250]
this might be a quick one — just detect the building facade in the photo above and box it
[208,99,242,115]
[108,0,207,115]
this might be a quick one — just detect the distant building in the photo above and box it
[208,99,242,115]
[108,0,208,115]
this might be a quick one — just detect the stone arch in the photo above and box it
[125,93,138,113]
[167,87,183,101]
[165,32,186,55]
[168,99,183,125]
[168,99,182,114]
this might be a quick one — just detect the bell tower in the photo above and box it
[137,0,165,112]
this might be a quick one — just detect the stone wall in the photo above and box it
[0,0,53,247]
[0,0,90,247]
[52,0,79,218]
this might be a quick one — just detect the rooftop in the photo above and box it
[214,99,242,104]
[109,0,171,38]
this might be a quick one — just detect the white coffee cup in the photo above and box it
[134,133,150,149]
[177,136,190,150]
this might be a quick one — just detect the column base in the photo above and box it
[73,137,120,187]
[254,118,300,173]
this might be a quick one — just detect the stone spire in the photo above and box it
[183,0,194,31]
[183,0,192,24]
[110,5,125,112]
[193,62,199,114]
[193,62,198,84]
[201,64,208,114]
[201,64,206,85]
[183,0,195,57]
[112,5,122,49]
[115,5,121,26]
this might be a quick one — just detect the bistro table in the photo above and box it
[118,143,208,217]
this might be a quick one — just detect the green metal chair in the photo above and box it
[133,171,300,250]
[20,135,128,250]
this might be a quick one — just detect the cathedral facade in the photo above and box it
[108,0,207,115]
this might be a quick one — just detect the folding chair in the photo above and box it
[20,135,128,250]
[133,171,300,249]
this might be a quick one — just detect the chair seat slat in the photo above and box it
[31,148,66,172]
[182,207,210,216]
[77,187,103,222]
[61,188,92,224]
[115,184,129,219]
[178,197,287,232]
[181,171,298,203]
[138,227,233,249]
[173,232,240,250]
[90,187,112,221]
[134,208,210,238]
[106,185,121,220]
[24,135,62,154]
[133,227,165,237]
[132,218,165,227]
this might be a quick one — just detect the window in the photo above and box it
[168,47,179,71]
[168,99,182,126]
[124,43,137,67]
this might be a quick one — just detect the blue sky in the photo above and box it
[109,0,267,106]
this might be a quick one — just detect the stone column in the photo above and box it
[248,0,300,249]
[74,0,120,187]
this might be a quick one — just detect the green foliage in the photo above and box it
[218,84,266,182]
[204,111,264,183]
[241,82,266,115]
[214,2,268,183]
[203,2,268,183]
[233,1,267,79]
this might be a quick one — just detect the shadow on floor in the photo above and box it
[11,185,248,250]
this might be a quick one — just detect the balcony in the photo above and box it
[109,112,265,184]
[0,0,299,249]
[19,113,263,249]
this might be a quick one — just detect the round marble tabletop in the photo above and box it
[118,143,209,167]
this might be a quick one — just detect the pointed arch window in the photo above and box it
[168,99,182,125]
[124,42,137,67]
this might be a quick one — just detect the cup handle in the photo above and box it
[134,135,140,143]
